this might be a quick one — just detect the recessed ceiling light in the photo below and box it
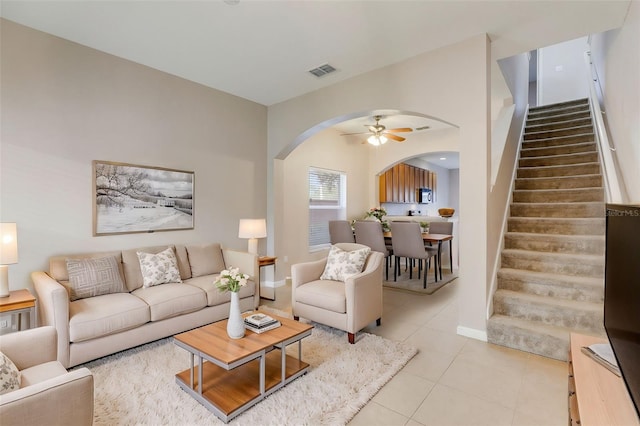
[440,157,447,160]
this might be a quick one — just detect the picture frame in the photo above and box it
[93,160,194,236]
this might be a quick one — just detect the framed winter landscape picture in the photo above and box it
[93,161,194,236]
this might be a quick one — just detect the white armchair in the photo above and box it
[0,326,94,426]
[292,243,384,344]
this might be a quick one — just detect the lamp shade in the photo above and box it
[0,223,18,265]
[238,219,267,239]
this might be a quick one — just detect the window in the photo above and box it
[308,167,346,251]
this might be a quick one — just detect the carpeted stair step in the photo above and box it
[526,110,591,127]
[497,268,603,303]
[501,249,604,277]
[525,117,592,133]
[522,133,594,149]
[515,174,602,190]
[519,152,598,168]
[510,201,605,218]
[529,98,588,111]
[520,141,596,158]
[504,232,604,255]
[513,187,603,203]
[487,315,575,361]
[508,217,604,235]
[528,100,589,119]
[523,125,593,141]
[492,289,604,334]
[517,162,600,178]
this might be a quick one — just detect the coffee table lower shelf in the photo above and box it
[176,349,309,422]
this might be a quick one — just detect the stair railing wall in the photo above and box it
[584,51,625,203]
[485,105,529,320]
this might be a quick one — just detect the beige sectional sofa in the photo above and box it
[32,243,258,368]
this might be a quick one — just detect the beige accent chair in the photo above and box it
[291,243,384,344]
[390,221,438,288]
[354,220,392,280]
[328,220,355,244]
[0,326,94,426]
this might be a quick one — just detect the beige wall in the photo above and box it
[268,34,491,337]
[281,128,370,268]
[0,20,268,290]
[595,1,640,202]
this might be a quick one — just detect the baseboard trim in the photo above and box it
[263,279,286,288]
[457,326,488,342]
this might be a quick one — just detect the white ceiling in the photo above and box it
[0,1,630,106]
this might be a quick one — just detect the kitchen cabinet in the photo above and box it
[379,163,436,204]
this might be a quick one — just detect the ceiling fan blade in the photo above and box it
[385,133,406,142]
[386,127,413,133]
[341,131,369,136]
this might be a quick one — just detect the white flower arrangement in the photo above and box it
[215,267,249,293]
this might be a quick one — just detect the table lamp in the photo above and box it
[0,223,18,298]
[238,219,266,255]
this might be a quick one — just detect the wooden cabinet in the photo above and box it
[568,333,639,426]
[379,163,436,204]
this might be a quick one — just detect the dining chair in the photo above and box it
[426,221,453,276]
[389,221,438,288]
[354,220,392,280]
[328,220,355,244]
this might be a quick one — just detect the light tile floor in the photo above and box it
[261,280,568,426]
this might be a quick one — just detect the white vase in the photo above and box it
[226,291,245,339]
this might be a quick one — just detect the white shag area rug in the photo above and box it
[80,319,417,426]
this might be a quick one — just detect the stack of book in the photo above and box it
[244,313,281,334]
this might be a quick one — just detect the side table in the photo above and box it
[0,288,37,332]
[258,256,277,301]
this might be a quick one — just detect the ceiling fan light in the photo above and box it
[367,134,387,146]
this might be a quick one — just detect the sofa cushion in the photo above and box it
[295,280,346,314]
[65,255,126,301]
[132,283,207,321]
[69,293,151,343]
[0,351,21,395]
[19,361,68,387]
[186,244,226,277]
[320,245,371,282]
[137,247,182,288]
[49,251,123,282]
[185,275,255,306]
[122,245,185,291]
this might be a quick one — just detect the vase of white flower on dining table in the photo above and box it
[215,267,249,339]
[365,207,390,231]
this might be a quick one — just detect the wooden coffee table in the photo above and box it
[173,313,313,423]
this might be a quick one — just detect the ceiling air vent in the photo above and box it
[308,63,337,78]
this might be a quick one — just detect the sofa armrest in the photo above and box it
[291,258,327,289]
[222,248,259,308]
[0,367,94,426]
[222,248,258,280]
[344,251,384,332]
[31,271,71,368]
[0,326,57,370]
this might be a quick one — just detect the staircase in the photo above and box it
[487,98,606,361]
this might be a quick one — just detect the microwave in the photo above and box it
[419,188,432,204]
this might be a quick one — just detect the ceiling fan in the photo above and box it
[341,115,413,146]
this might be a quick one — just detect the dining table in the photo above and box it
[383,231,453,280]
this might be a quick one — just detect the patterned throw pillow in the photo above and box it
[66,256,126,301]
[0,351,21,395]
[320,245,371,282]
[137,247,182,288]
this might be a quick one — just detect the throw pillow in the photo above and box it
[186,244,226,277]
[0,351,21,395]
[320,245,371,282]
[137,247,182,288]
[66,255,126,301]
